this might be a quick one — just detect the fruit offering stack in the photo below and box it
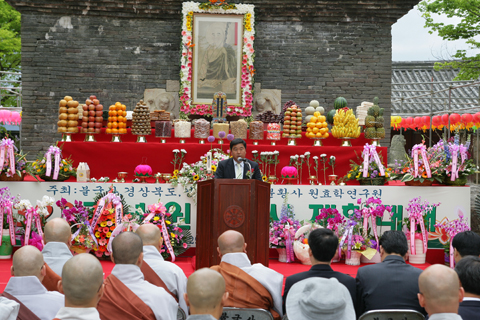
[81,95,103,134]
[331,109,361,138]
[364,97,385,139]
[132,100,151,136]
[306,111,329,139]
[58,96,79,133]
[282,105,303,138]
[107,102,127,134]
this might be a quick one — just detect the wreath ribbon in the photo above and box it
[0,201,16,246]
[0,138,16,176]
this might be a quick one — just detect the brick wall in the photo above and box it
[8,0,419,155]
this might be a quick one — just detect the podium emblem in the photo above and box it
[224,205,245,228]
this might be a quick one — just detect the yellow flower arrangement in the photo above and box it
[262,176,268,182]
[211,165,217,172]
[193,174,199,181]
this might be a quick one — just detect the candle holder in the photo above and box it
[118,172,128,183]
[329,174,338,186]
[309,175,317,185]
[136,135,147,143]
[268,176,277,185]
[163,173,172,183]
[154,173,162,183]
[61,133,73,142]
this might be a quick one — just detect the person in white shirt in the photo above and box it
[42,218,73,277]
[136,223,189,315]
[54,253,104,320]
[3,245,64,320]
[184,268,228,320]
[418,264,464,320]
[216,230,284,318]
[98,231,178,320]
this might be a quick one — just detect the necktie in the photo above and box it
[236,162,242,179]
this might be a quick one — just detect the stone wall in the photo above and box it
[8,0,419,155]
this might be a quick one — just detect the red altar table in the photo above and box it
[59,129,387,183]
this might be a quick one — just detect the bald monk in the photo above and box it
[211,230,283,320]
[97,231,178,320]
[136,224,189,314]
[2,245,64,320]
[418,264,464,320]
[42,218,73,277]
[54,253,104,320]
[184,268,228,320]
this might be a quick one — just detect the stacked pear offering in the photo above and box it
[58,96,79,133]
[364,97,385,139]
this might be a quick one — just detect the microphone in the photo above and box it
[237,157,248,162]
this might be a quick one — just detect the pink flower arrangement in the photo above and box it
[315,208,345,234]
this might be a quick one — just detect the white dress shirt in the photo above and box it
[143,245,189,315]
[3,276,64,320]
[42,242,73,277]
[111,264,178,320]
[234,161,244,179]
[54,307,101,320]
[0,297,19,320]
[221,252,284,317]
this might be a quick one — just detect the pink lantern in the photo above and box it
[134,164,153,176]
[414,117,423,129]
[281,166,298,178]
[450,113,461,124]
[461,113,473,124]
[441,114,449,125]
[422,116,430,125]
[432,116,441,126]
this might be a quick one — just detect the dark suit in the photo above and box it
[356,255,425,317]
[282,264,356,314]
[458,299,480,320]
[214,158,262,181]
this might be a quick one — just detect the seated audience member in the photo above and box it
[356,230,425,315]
[136,224,188,314]
[1,245,64,320]
[54,253,104,320]
[455,256,480,320]
[283,228,355,313]
[452,231,480,264]
[418,264,464,320]
[97,232,178,320]
[211,230,283,320]
[42,218,73,277]
[184,268,228,320]
[286,277,355,320]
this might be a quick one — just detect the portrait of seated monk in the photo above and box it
[197,22,237,99]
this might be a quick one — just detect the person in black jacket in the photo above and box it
[356,230,425,317]
[214,138,262,181]
[455,256,480,320]
[282,228,356,315]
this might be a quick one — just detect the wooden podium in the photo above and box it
[196,179,271,269]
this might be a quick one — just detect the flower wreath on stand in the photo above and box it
[13,195,55,250]
[56,198,97,254]
[269,194,300,263]
[0,187,18,246]
[32,145,76,181]
[434,212,470,268]
[90,188,130,259]
[141,201,193,260]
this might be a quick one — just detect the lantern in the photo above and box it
[450,113,461,125]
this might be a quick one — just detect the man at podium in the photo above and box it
[214,138,262,181]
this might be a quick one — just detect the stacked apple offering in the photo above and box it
[80,95,104,134]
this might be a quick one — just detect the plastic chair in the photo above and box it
[220,307,274,320]
[177,307,186,320]
[359,309,425,320]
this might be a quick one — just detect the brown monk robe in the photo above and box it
[41,263,62,292]
[140,261,179,302]
[97,274,156,320]
[211,262,281,320]
[0,292,41,320]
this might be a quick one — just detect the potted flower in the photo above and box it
[32,145,76,181]
[404,196,440,264]
[434,213,470,268]
[269,194,300,263]
[344,145,388,185]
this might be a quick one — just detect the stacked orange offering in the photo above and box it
[107,102,127,134]
[306,111,329,139]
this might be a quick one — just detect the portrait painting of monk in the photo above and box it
[193,14,243,105]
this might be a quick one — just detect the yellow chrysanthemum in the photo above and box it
[166,220,171,225]
[193,174,199,181]
[385,173,389,177]
[153,216,160,221]
[100,221,107,227]
[188,11,193,16]
[171,233,176,238]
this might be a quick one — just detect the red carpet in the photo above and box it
[0,256,431,292]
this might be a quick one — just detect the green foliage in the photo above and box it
[0,0,21,107]
[419,0,480,80]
